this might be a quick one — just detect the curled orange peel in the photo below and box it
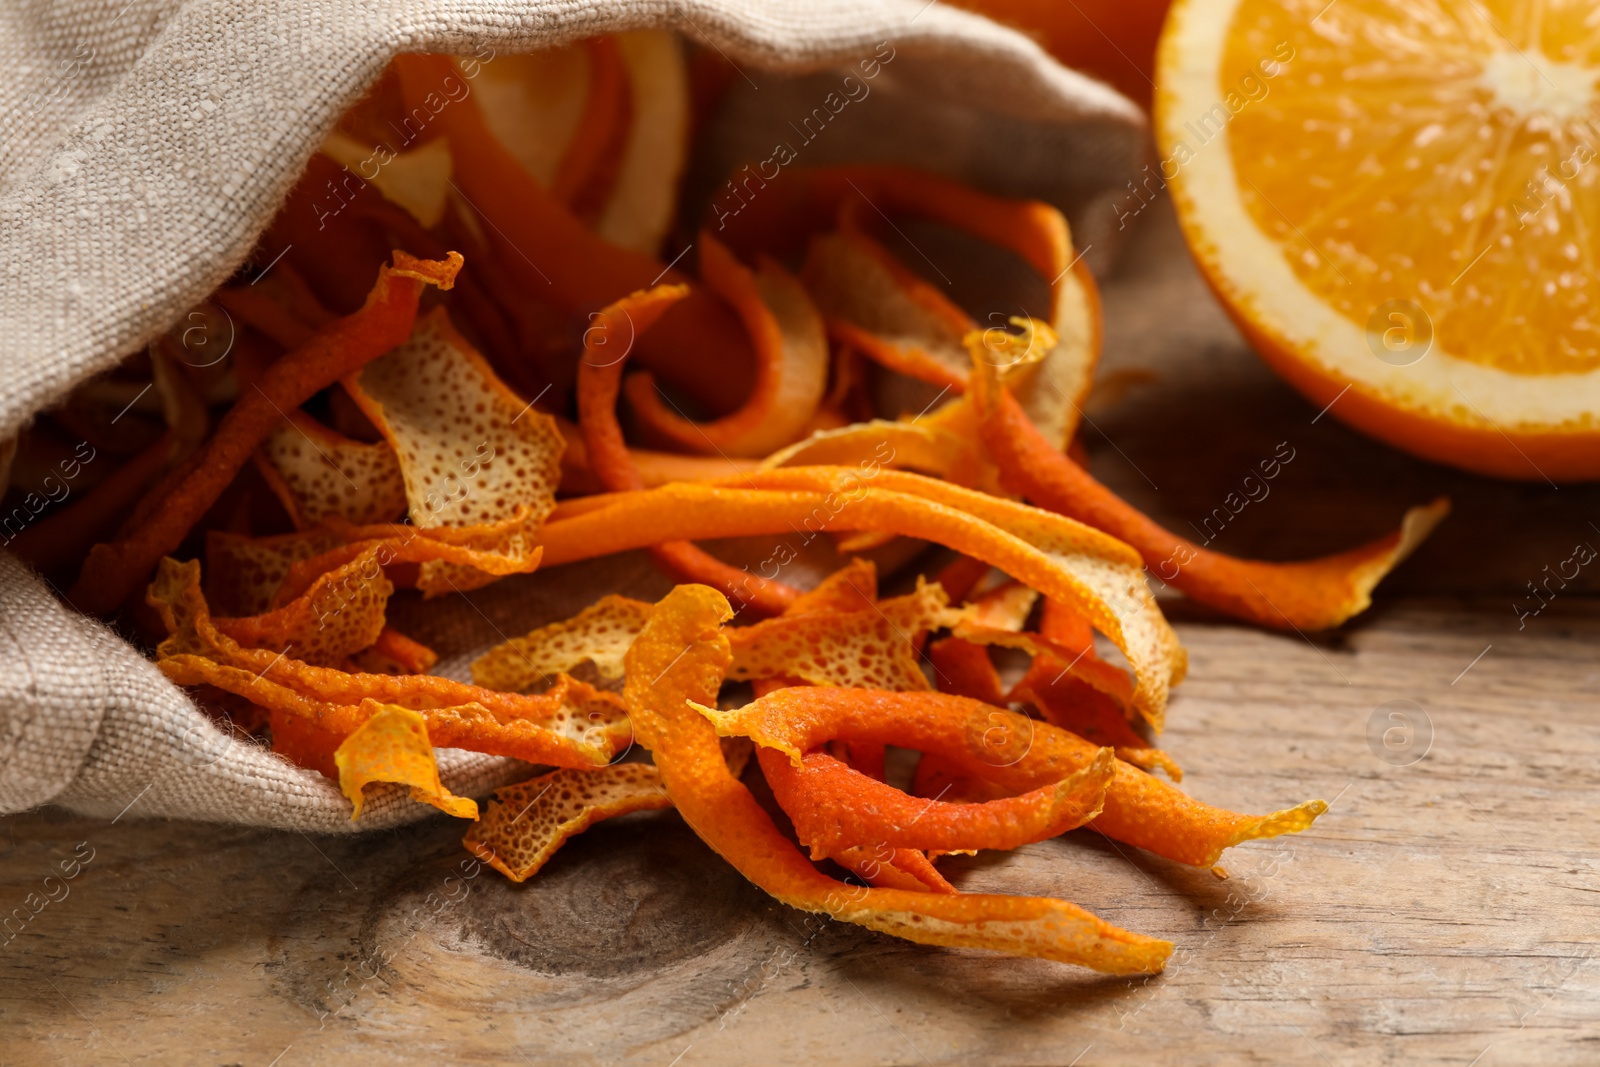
[746,558,941,886]
[968,327,1450,631]
[622,233,829,458]
[550,36,629,211]
[621,583,1172,975]
[557,419,763,492]
[593,31,693,253]
[804,230,972,392]
[335,702,479,822]
[343,305,563,595]
[464,763,671,882]
[577,283,798,615]
[736,165,1100,447]
[755,744,1115,857]
[471,593,654,692]
[536,471,1181,727]
[148,558,629,768]
[1015,659,1183,783]
[701,687,1326,870]
[71,251,461,615]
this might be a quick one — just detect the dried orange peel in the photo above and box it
[335,703,480,821]
[1009,597,1182,781]
[743,558,944,887]
[344,305,564,595]
[577,282,798,614]
[351,626,440,676]
[740,164,1100,448]
[205,529,345,616]
[829,843,957,895]
[622,583,1173,975]
[471,593,654,692]
[254,409,408,528]
[969,324,1449,631]
[212,544,394,666]
[388,53,757,413]
[701,687,1325,869]
[72,251,462,615]
[148,558,629,768]
[622,233,830,458]
[760,417,999,495]
[464,763,671,882]
[272,526,548,607]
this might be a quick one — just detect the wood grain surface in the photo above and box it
[3,201,1598,1067]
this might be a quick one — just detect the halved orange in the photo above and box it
[1158,0,1600,481]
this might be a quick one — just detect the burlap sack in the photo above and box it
[0,0,1145,830]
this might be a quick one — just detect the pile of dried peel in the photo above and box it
[12,36,1449,976]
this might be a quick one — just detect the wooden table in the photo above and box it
[4,202,1598,1067]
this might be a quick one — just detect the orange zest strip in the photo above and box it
[804,229,973,390]
[463,763,671,882]
[576,283,798,615]
[335,703,480,821]
[622,584,1172,975]
[163,652,624,770]
[702,687,1326,869]
[747,558,931,884]
[213,267,332,350]
[550,36,630,208]
[760,418,999,494]
[977,384,1450,631]
[622,233,830,457]
[557,416,763,492]
[755,744,1114,857]
[71,251,462,614]
[350,626,440,676]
